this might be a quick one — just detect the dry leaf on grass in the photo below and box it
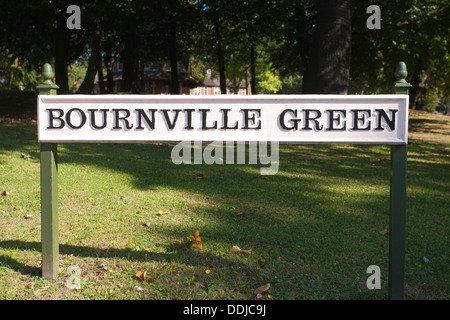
[135,271,156,282]
[135,271,146,282]
[1,190,10,196]
[230,246,252,254]
[379,229,388,235]
[254,283,270,298]
[187,231,202,250]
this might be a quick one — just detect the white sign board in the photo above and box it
[37,95,408,144]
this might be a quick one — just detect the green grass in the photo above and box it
[0,109,449,300]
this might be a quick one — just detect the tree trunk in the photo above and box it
[77,18,102,94]
[97,58,105,93]
[303,0,353,94]
[104,50,114,93]
[213,13,226,94]
[250,40,257,94]
[169,15,179,94]
[122,56,141,93]
[245,66,251,95]
[55,11,69,94]
[294,4,309,75]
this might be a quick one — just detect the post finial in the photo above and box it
[394,61,409,83]
[42,63,54,84]
[393,61,412,94]
[37,63,59,94]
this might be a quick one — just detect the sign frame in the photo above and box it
[37,94,409,145]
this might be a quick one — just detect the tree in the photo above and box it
[302,0,354,94]
[351,0,449,109]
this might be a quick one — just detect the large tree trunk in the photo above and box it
[121,39,143,94]
[55,11,69,93]
[77,18,102,94]
[303,0,353,94]
[121,55,142,93]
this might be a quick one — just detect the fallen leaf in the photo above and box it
[230,246,242,253]
[254,283,270,298]
[187,231,202,250]
[379,229,388,235]
[368,186,377,190]
[1,190,10,196]
[134,286,144,291]
[237,211,246,216]
[0,210,5,214]
[157,210,169,216]
[230,246,251,254]
[135,271,146,282]
[233,270,240,275]
[24,214,33,219]
[231,206,237,211]
[142,222,151,227]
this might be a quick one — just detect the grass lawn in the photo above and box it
[0,96,448,300]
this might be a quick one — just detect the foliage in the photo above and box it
[0,0,448,106]
[256,64,282,94]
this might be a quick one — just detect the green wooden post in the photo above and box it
[389,61,412,299]
[37,64,59,280]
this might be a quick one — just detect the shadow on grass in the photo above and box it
[0,239,247,277]
[1,118,449,299]
[0,254,41,277]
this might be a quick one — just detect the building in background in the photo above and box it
[190,69,247,95]
[94,62,247,95]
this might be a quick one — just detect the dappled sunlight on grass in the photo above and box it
[0,111,449,300]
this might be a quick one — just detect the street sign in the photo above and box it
[38,95,408,144]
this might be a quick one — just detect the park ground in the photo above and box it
[0,90,448,300]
